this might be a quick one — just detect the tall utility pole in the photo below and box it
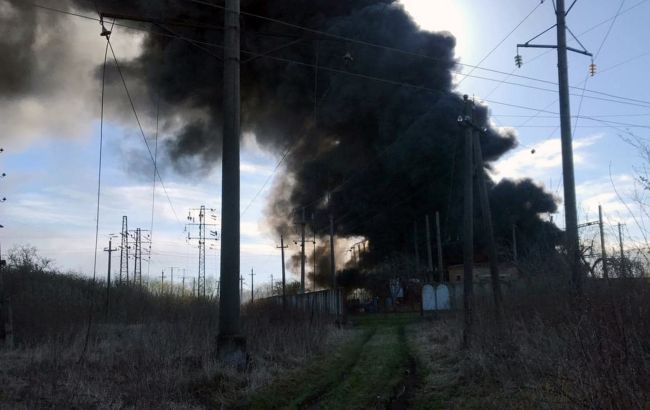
[312,231,317,292]
[168,267,180,296]
[0,243,7,346]
[250,268,255,304]
[277,235,288,309]
[119,216,129,285]
[460,95,474,348]
[425,215,434,278]
[300,208,306,293]
[160,269,165,295]
[104,236,118,316]
[598,205,608,279]
[181,275,187,297]
[187,206,218,298]
[618,223,625,276]
[217,0,244,362]
[517,0,592,295]
[473,124,503,320]
[413,221,420,275]
[435,211,444,281]
[329,215,336,289]
[133,228,142,286]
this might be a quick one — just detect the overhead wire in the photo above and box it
[81,19,113,360]
[180,0,650,107]
[456,0,545,86]
[28,1,650,254]
[31,2,650,110]
[147,96,160,278]
[572,0,627,141]
[106,37,183,226]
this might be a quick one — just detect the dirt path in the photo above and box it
[250,313,422,410]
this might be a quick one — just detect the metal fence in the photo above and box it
[266,289,344,316]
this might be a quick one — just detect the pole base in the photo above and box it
[216,334,247,370]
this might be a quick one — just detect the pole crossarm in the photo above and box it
[518,43,592,57]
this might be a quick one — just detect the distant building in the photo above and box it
[447,261,519,285]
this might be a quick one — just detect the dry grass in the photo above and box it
[407,276,650,409]
[0,304,350,409]
[0,266,351,409]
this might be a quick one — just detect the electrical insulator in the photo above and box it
[589,62,597,77]
[514,54,523,68]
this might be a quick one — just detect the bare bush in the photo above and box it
[466,276,650,409]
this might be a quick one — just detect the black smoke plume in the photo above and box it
[2,0,561,275]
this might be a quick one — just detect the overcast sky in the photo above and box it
[1,0,649,292]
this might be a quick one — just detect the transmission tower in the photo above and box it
[119,216,129,285]
[187,206,218,298]
[129,228,151,286]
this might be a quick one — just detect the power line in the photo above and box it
[240,145,293,218]
[456,0,545,86]
[106,37,183,225]
[148,96,160,278]
[31,2,650,110]
[572,0,628,139]
[181,0,650,105]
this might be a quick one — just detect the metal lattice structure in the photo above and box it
[129,228,151,286]
[119,216,129,284]
[187,205,218,298]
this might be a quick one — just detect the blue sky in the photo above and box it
[2,0,649,293]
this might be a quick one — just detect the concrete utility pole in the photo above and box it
[425,215,434,278]
[618,223,625,276]
[517,0,592,295]
[103,237,118,316]
[312,231,317,292]
[217,0,245,363]
[473,125,503,320]
[0,243,6,346]
[277,235,288,309]
[160,269,165,295]
[435,211,444,281]
[598,205,608,279]
[460,95,474,348]
[168,267,181,296]
[329,215,336,287]
[250,268,255,304]
[413,220,420,275]
[300,208,306,293]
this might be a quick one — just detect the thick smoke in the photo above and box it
[2,0,560,273]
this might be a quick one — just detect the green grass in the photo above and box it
[248,327,375,409]
[250,313,421,409]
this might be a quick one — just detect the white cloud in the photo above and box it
[493,134,602,183]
